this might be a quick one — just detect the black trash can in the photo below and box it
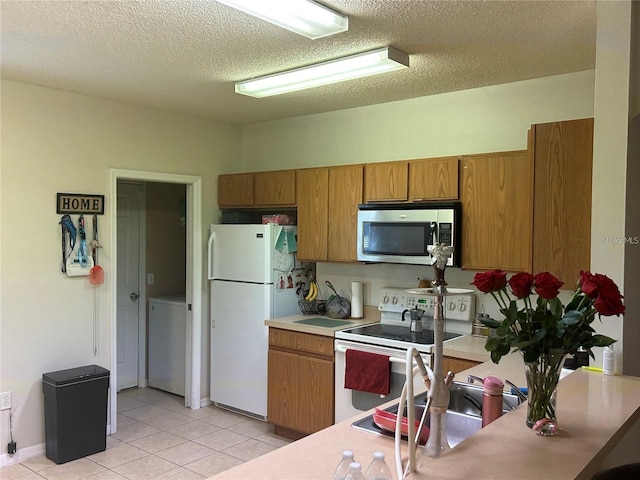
[42,365,110,464]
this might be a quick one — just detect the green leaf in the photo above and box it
[484,336,503,352]
[562,310,583,325]
[490,350,503,364]
[480,317,502,329]
[548,297,563,316]
[564,293,582,312]
[591,335,617,347]
[530,327,547,343]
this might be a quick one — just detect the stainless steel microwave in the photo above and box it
[356,202,461,266]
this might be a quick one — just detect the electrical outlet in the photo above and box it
[147,273,155,285]
[0,392,11,410]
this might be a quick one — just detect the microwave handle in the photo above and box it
[429,222,438,245]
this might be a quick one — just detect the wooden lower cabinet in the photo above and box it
[443,356,482,375]
[266,350,299,429]
[297,355,334,434]
[267,329,334,436]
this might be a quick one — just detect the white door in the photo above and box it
[117,182,142,391]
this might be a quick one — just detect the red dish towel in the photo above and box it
[344,349,391,395]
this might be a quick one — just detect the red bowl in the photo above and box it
[373,407,430,445]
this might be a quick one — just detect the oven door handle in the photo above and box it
[335,344,417,365]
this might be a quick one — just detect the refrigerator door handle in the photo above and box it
[207,232,215,280]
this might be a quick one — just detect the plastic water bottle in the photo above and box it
[344,462,366,480]
[364,451,393,480]
[603,345,615,375]
[334,450,355,480]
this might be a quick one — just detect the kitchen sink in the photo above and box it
[448,381,521,415]
[352,404,482,448]
[293,317,353,328]
[351,382,522,447]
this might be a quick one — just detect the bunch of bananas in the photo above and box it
[304,281,319,302]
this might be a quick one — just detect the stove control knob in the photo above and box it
[459,302,467,312]
[383,295,390,304]
[392,296,398,305]
[449,301,456,310]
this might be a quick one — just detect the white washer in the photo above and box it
[149,294,186,396]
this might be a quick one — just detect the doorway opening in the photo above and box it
[109,169,203,434]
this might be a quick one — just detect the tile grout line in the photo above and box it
[3,387,291,480]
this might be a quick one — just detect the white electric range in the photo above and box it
[334,286,476,422]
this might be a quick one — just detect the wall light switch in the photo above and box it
[147,273,155,285]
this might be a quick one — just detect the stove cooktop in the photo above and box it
[338,324,461,345]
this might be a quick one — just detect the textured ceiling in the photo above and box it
[0,0,597,125]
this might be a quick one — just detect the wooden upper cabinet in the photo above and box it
[531,118,593,285]
[254,170,296,206]
[409,157,459,201]
[460,151,533,272]
[296,168,329,261]
[364,161,408,202]
[218,173,254,207]
[328,165,363,262]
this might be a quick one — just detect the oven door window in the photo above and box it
[363,222,433,256]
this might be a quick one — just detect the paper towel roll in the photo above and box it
[351,281,364,318]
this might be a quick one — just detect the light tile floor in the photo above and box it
[1,388,292,480]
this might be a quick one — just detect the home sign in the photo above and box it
[56,193,105,215]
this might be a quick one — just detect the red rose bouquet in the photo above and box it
[471,270,624,364]
[471,269,624,432]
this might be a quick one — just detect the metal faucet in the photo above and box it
[504,379,528,403]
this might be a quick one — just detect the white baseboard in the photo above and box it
[0,442,44,467]
[0,425,113,468]
[200,397,212,408]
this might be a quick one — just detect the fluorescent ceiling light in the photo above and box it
[216,0,348,39]
[235,47,410,98]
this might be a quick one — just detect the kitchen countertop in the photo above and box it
[265,305,380,337]
[442,334,490,363]
[211,353,640,480]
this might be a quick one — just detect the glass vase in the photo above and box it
[523,349,566,436]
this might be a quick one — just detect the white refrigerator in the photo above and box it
[208,223,301,418]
